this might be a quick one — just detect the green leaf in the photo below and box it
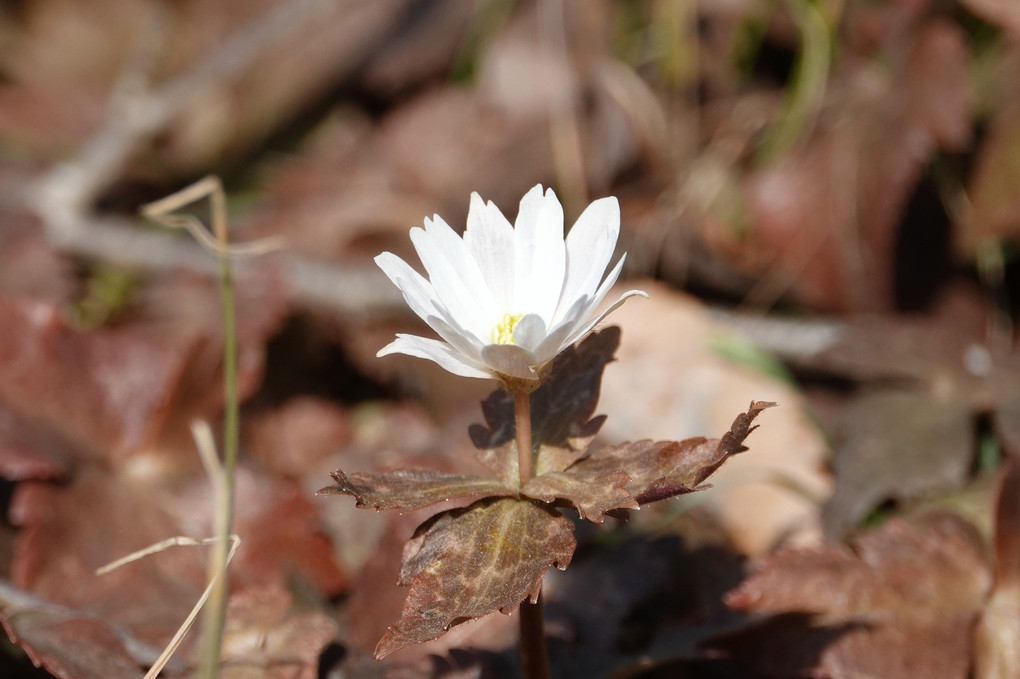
[316,469,513,512]
[375,497,576,659]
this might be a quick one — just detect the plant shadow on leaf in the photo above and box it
[470,326,621,485]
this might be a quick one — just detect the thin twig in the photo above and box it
[28,0,329,227]
[94,419,242,679]
[19,0,407,319]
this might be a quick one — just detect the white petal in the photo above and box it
[531,295,590,361]
[480,343,540,380]
[512,313,547,352]
[514,187,565,322]
[375,252,443,323]
[565,288,648,347]
[425,314,485,362]
[555,196,619,325]
[410,220,493,339]
[576,252,628,324]
[378,334,492,379]
[422,216,498,316]
[463,193,515,309]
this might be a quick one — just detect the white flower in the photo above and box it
[375,185,647,385]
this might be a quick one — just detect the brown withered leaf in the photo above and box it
[0,298,193,463]
[563,401,776,511]
[0,408,74,482]
[375,497,576,659]
[806,312,1020,536]
[317,469,514,513]
[227,467,348,597]
[9,462,347,652]
[974,456,1020,679]
[959,104,1020,255]
[220,585,339,679]
[469,327,618,485]
[710,513,990,678]
[0,275,287,466]
[521,470,634,523]
[0,607,145,679]
[823,389,974,537]
[9,468,207,648]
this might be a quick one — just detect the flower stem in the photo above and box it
[513,389,549,679]
[520,591,551,679]
[514,390,534,487]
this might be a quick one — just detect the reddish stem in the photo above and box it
[513,389,549,678]
[520,591,551,679]
[515,390,534,487]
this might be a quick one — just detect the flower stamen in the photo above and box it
[491,313,523,345]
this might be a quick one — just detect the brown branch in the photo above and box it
[21,0,405,319]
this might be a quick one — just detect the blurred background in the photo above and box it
[1,0,1019,677]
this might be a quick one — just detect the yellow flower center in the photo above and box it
[491,313,523,345]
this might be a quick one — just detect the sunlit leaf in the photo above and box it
[317,469,514,512]
[375,497,575,659]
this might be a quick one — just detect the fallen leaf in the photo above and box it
[711,513,990,678]
[0,298,194,463]
[806,313,1020,535]
[823,388,975,536]
[220,585,339,679]
[1,606,145,679]
[974,456,1020,679]
[0,408,73,482]
[244,397,353,478]
[735,19,972,312]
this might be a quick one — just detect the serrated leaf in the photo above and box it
[317,469,513,512]
[565,401,776,509]
[469,327,618,485]
[522,470,635,523]
[375,497,576,659]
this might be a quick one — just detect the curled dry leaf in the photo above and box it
[974,456,1020,679]
[712,513,991,678]
[375,497,575,659]
[567,401,776,510]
